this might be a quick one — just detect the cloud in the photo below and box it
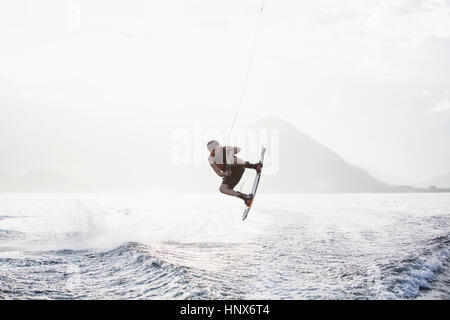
[200,19,232,28]
[417,89,432,96]
[432,97,450,112]
[310,9,360,26]
[306,0,450,45]
[327,96,342,112]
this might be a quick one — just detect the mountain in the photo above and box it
[357,165,414,186]
[248,117,388,193]
[419,171,450,188]
[167,117,450,193]
[2,116,436,193]
[139,116,389,193]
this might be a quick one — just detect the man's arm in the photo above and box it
[210,163,225,177]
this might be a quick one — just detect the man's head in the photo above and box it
[207,140,220,152]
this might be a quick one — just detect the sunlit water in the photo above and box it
[0,193,449,299]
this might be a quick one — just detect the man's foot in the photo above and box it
[256,161,263,174]
[247,162,262,173]
[245,194,254,207]
[237,192,253,206]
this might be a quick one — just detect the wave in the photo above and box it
[0,229,26,241]
[381,233,450,299]
[0,241,200,299]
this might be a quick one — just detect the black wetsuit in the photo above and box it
[211,146,246,189]
[223,165,245,189]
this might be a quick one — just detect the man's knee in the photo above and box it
[219,184,228,194]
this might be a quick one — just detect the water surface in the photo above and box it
[0,193,449,299]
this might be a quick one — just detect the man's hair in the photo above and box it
[207,140,220,152]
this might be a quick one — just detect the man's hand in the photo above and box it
[223,169,232,177]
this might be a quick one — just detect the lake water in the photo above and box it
[0,193,449,299]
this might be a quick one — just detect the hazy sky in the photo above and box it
[1,0,450,184]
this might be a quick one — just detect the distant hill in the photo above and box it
[0,171,85,192]
[357,165,414,186]
[2,117,446,194]
[144,116,391,193]
[249,116,388,193]
[419,171,450,188]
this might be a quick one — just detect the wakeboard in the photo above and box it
[242,147,266,221]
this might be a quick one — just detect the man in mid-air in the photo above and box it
[207,140,262,206]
